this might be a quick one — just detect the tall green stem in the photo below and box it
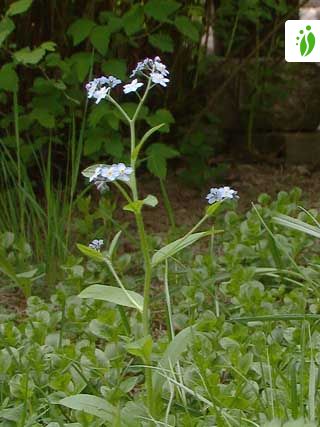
[13,90,24,234]
[128,79,154,415]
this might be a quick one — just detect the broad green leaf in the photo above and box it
[6,0,33,16]
[175,16,199,42]
[273,214,320,239]
[0,17,15,46]
[77,243,104,262]
[123,5,144,36]
[153,326,194,394]
[90,25,110,55]
[78,285,143,311]
[70,52,92,82]
[0,64,18,92]
[149,33,174,52]
[59,394,115,421]
[144,0,180,22]
[146,109,175,133]
[152,230,211,266]
[0,404,23,422]
[14,47,45,64]
[146,143,179,179]
[67,19,95,46]
[30,108,55,128]
[102,59,126,80]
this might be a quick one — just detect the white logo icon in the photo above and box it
[285,20,320,62]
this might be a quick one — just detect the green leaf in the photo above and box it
[59,394,115,421]
[6,0,33,16]
[153,326,194,394]
[143,194,158,207]
[273,214,320,239]
[149,33,174,52]
[30,108,55,128]
[132,123,165,161]
[78,285,143,311]
[70,52,92,82]
[175,16,199,42]
[102,59,127,80]
[145,0,180,22]
[77,243,104,262]
[123,195,158,214]
[123,5,144,36]
[90,25,110,56]
[123,200,144,214]
[126,336,153,362]
[67,18,95,46]
[108,231,122,257]
[0,64,18,92]
[0,17,15,47]
[14,47,45,65]
[146,109,175,133]
[40,41,56,51]
[152,231,211,267]
[206,200,222,217]
[146,143,179,179]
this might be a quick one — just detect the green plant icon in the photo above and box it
[296,25,316,57]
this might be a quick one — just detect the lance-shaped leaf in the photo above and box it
[132,123,165,161]
[59,394,115,421]
[77,243,104,262]
[273,214,320,239]
[152,230,212,267]
[153,326,195,395]
[79,285,143,311]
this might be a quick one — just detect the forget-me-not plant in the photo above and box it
[75,55,238,419]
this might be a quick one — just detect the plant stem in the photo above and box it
[13,90,24,234]
[128,80,154,415]
[160,178,176,230]
[134,211,154,414]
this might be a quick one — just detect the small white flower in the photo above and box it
[100,164,120,181]
[89,239,104,251]
[150,72,169,87]
[86,75,121,101]
[154,59,169,76]
[93,87,110,104]
[117,163,133,182]
[86,79,99,98]
[123,79,144,94]
[89,166,103,182]
[106,76,122,88]
[206,186,238,204]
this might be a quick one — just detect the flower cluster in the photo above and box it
[89,239,104,251]
[86,76,121,104]
[90,163,133,192]
[206,186,238,204]
[85,57,170,102]
[130,56,169,88]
